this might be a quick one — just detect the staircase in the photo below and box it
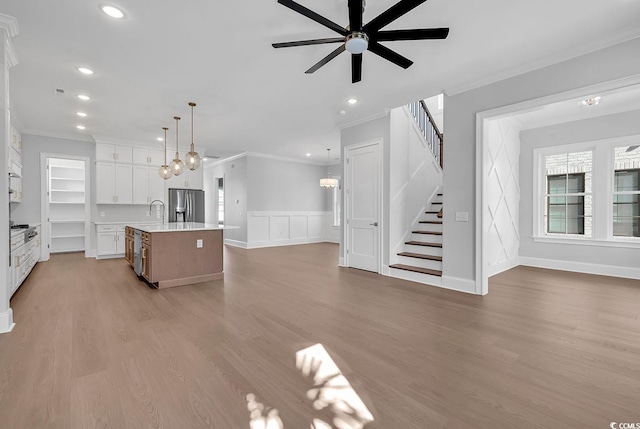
[390,191,443,285]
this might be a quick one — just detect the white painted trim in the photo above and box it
[338,257,346,267]
[0,308,15,334]
[487,257,521,277]
[92,134,164,150]
[247,238,328,249]
[5,38,18,67]
[403,105,443,173]
[532,236,640,249]
[207,152,247,166]
[206,151,340,168]
[21,129,95,143]
[441,276,480,295]
[337,109,390,130]
[519,257,640,280]
[447,27,640,96]
[40,154,91,261]
[224,239,248,248]
[85,250,97,258]
[247,211,333,248]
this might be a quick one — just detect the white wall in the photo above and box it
[444,37,640,292]
[518,109,640,274]
[389,106,443,265]
[205,155,248,245]
[484,117,521,276]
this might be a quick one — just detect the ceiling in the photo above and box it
[2,0,640,164]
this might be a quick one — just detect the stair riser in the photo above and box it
[412,233,442,243]
[389,268,443,287]
[396,256,442,271]
[415,224,442,232]
[405,244,442,256]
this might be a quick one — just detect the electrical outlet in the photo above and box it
[455,212,469,222]
[196,239,203,248]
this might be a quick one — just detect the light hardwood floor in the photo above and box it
[1,243,639,428]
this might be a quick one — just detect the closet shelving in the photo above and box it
[48,159,86,253]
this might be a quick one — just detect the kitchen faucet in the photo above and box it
[149,200,165,224]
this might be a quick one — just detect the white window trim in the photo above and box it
[533,134,640,245]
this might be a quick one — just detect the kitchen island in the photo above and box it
[125,222,235,289]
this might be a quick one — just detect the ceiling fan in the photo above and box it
[272,0,449,83]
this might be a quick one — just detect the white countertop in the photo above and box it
[127,222,238,233]
[94,221,162,225]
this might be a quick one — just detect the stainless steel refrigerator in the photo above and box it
[168,188,205,223]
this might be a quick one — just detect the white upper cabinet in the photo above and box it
[165,167,203,190]
[133,147,165,165]
[96,143,133,163]
[96,162,132,204]
[133,166,165,204]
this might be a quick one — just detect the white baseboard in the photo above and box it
[96,253,124,260]
[441,276,482,295]
[224,239,248,249]
[487,257,520,277]
[519,256,640,280]
[339,257,346,267]
[388,267,443,288]
[0,308,15,334]
[86,250,97,258]
[247,237,327,249]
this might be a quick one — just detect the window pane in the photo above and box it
[548,175,566,194]
[614,169,639,192]
[613,194,639,237]
[566,174,585,193]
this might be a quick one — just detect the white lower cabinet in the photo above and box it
[96,225,126,258]
[10,226,41,298]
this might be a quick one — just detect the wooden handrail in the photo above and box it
[420,100,443,142]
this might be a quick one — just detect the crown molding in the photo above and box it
[337,108,390,130]
[205,151,339,168]
[22,128,95,143]
[447,25,640,97]
[92,134,164,149]
[0,14,19,67]
[0,14,19,38]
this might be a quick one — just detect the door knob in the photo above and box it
[370,222,378,226]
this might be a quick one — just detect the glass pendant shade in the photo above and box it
[158,126,173,180]
[185,102,201,171]
[319,148,338,188]
[320,177,339,188]
[170,116,184,176]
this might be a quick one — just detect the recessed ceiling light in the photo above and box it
[78,94,90,101]
[76,125,86,130]
[77,67,94,75]
[101,5,124,19]
[77,112,87,117]
[306,153,311,157]
[580,96,601,106]
[347,98,358,105]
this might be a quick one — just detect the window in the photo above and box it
[544,151,592,237]
[613,145,640,237]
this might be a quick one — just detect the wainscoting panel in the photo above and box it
[247,211,334,248]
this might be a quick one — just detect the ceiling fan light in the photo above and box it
[320,178,339,188]
[345,33,369,54]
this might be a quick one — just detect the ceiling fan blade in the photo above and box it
[375,28,450,41]
[273,38,345,48]
[277,0,347,36]
[364,0,427,33]
[348,0,363,31]
[368,42,413,69]
[305,45,346,74]
[352,53,362,83]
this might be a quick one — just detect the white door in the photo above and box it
[346,142,380,272]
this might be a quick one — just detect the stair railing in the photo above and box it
[407,100,444,169]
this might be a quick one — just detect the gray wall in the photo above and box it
[443,37,640,285]
[340,114,391,264]
[205,156,248,244]
[519,109,640,267]
[246,155,328,212]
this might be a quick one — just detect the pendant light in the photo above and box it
[170,116,184,176]
[185,102,202,170]
[158,127,173,180]
[320,148,339,188]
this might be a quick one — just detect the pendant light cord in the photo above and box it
[163,127,168,164]
[174,116,180,156]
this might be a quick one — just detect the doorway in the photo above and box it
[345,140,382,273]
[40,155,90,260]
[215,177,224,226]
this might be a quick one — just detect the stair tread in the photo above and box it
[390,264,442,277]
[412,231,442,235]
[398,252,442,261]
[405,240,442,248]
[419,220,442,224]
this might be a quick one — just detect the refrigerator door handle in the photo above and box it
[187,191,192,222]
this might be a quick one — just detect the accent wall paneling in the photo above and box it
[245,211,331,248]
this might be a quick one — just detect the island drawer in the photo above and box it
[141,231,151,243]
